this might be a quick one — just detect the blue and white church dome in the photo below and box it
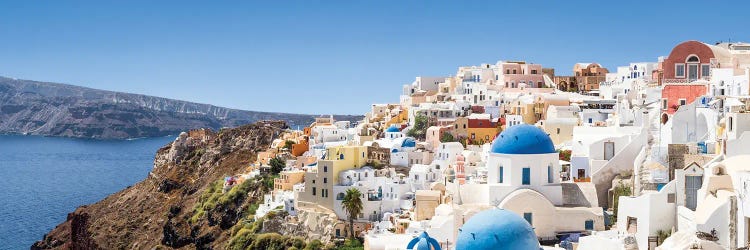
[456,209,540,250]
[490,124,555,154]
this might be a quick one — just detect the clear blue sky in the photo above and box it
[1,1,748,115]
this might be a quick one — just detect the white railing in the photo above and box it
[663,77,711,84]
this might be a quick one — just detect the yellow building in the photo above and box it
[384,107,409,128]
[466,114,500,145]
[298,145,369,211]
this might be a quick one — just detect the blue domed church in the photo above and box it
[456,209,541,250]
[473,124,604,239]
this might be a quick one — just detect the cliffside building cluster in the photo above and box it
[242,40,750,250]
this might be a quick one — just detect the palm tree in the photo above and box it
[342,188,363,239]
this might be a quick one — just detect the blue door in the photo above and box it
[522,168,530,185]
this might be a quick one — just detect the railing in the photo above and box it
[663,77,711,84]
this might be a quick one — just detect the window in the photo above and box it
[340,154,344,160]
[312,187,316,196]
[675,64,685,78]
[729,117,734,131]
[513,69,517,74]
[556,128,560,134]
[499,166,504,183]
[324,166,328,172]
[522,168,531,185]
[531,69,538,74]
[471,133,476,139]
[324,178,327,184]
[687,55,699,63]
[662,99,668,110]
[702,64,710,77]
[337,192,345,200]
[523,213,533,225]
[679,99,687,106]
[485,135,490,141]
[585,220,594,230]
[547,165,553,183]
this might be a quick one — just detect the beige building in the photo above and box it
[297,146,369,211]
[415,190,442,221]
[274,170,305,191]
[451,117,468,140]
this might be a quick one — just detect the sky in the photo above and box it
[1,1,749,115]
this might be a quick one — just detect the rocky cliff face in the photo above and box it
[0,77,360,139]
[32,121,287,249]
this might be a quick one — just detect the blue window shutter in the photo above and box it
[524,213,533,225]
[499,166,504,183]
[585,220,594,230]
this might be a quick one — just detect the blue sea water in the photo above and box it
[0,135,174,250]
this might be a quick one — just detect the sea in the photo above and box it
[0,135,175,250]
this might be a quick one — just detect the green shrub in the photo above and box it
[249,233,286,250]
[304,240,324,250]
[334,238,363,250]
[227,228,256,250]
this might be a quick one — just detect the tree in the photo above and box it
[269,157,285,175]
[407,115,428,140]
[283,140,295,151]
[341,188,363,239]
[611,180,632,223]
[440,133,455,143]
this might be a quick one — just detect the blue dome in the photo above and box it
[456,209,540,250]
[407,232,441,250]
[491,124,555,154]
[386,125,401,133]
[402,137,416,148]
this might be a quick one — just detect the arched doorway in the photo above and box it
[559,81,568,91]
[661,113,669,124]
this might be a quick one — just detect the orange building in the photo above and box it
[291,137,309,156]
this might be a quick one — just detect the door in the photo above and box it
[688,64,699,81]
[686,175,703,210]
[522,168,531,185]
[604,142,615,160]
[578,169,586,179]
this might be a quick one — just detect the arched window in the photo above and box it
[687,55,700,63]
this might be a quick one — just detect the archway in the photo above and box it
[661,113,669,124]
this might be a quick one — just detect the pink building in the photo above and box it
[498,62,546,88]
[661,84,707,116]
